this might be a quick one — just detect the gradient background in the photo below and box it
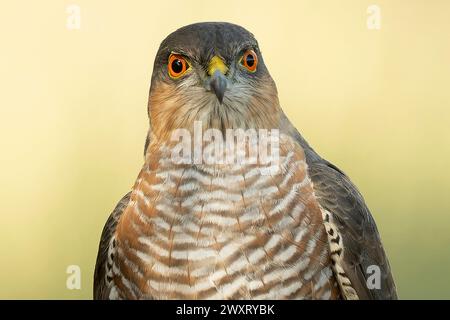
[1,0,449,299]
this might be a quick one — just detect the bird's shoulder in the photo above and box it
[308,159,397,299]
[283,115,397,299]
[93,192,131,300]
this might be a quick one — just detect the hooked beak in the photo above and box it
[207,56,229,104]
[209,70,227,104]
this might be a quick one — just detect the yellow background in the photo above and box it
[1,0,449,299]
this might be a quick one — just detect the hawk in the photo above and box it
[94,22,397,300]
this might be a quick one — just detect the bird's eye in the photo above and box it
[168,54,189,78]
[240,49,258,72]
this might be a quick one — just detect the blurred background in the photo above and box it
[0,0,449,299]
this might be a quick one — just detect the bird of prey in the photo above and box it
[94,22,397,300]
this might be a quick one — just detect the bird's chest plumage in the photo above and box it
[111,135,339,299]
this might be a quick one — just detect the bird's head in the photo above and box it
[147,22,282,140]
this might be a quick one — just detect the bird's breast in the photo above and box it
[111,134,339,299]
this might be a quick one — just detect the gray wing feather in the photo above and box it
[93,192,131,300]
[282,114,397,299]
[309,162,397,299]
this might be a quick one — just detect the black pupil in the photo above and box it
[172,59,183,73]
[246,54,255,67]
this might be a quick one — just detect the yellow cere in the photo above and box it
[207,56,229,76]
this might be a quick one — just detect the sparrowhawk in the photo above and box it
[94,22,397,300]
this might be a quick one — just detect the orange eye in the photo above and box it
[241,49,258,72]
[168,54,189,78]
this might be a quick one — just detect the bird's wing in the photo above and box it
[308,161,397,299]
[282,114,397,299]
[93,192,131,300]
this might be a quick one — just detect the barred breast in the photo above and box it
[108,134,340,299]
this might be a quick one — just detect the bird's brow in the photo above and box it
[167,48,199,63]
[235,42,258,55]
